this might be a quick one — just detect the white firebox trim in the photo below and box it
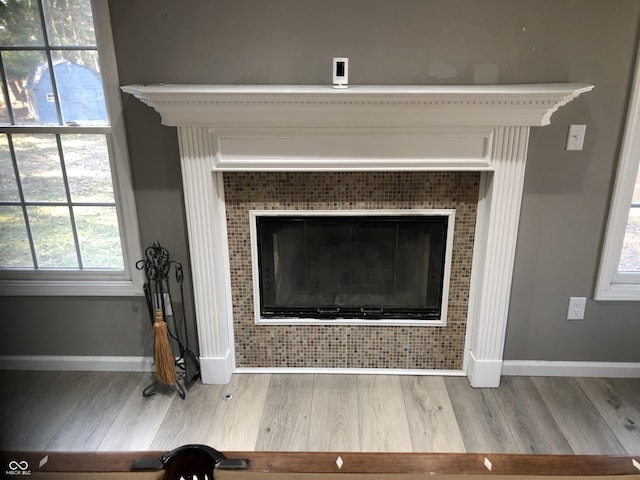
[122,83,593,387]
[248,209,455,327]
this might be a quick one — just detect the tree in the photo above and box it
[1,0,99,112]
[0,0,44,80]
[0,0,43,47]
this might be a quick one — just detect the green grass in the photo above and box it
[0,205,32,267]
[0,133,124,269]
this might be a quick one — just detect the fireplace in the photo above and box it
[251,211,453,324]
[224,171,476,370]
[122,83,593,387]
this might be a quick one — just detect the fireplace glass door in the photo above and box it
[255,214,449,321]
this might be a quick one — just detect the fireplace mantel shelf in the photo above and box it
[122,83,593,128]
[123,82,593,386]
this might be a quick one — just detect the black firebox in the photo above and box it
[254,214,449,321]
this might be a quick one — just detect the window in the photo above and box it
[595,42,640,301]
[0,0,142,295]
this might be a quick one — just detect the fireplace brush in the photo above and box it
[152,298,177,386]
[136,241,200,399]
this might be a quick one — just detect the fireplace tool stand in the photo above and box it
[137,241,201,399]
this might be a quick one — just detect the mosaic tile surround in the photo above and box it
[224,172,480,370]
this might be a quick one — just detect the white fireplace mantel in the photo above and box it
[122,83,591,128]
[123,83,593,387]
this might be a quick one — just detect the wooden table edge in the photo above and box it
[2,451,639,475]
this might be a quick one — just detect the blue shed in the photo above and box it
[26,60,108,124]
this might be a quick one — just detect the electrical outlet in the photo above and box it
[567,296,586,320]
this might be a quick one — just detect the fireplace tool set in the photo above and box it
[137,241,200,399]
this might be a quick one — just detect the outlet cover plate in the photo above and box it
[567,296,586,320]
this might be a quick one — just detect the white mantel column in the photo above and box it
[466,126,530,387]
[177,126,235,384]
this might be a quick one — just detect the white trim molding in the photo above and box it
[595,41,640,300]
[502,360,640,378]
[208,126,495,172]
[464,126,531,387]
[123,83,592,387]
[235,367,466,377]
[466,351,506,388]
[0,355,154,372]
[248,209,455,327]
[177,128,236,384]
[198,349,235,385]
[121,84,593,129]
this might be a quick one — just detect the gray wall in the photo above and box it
[0,297,152,356]
[2,0,639,364]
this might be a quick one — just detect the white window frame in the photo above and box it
[0,0,143,296]
[595,42,640,301]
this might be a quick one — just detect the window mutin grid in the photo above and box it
[0,0,127,274]
[0,130,122,270]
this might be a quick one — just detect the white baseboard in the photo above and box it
[233,367,466,377]
[6,356,635,380]
[502,360,640,378]
[0,355,154,372]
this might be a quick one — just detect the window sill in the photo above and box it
[594,281,640,301]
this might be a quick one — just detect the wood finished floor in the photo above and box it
[1,371,639,455]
